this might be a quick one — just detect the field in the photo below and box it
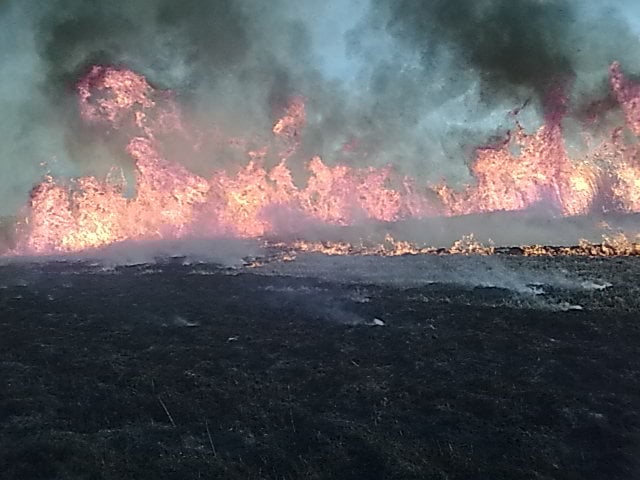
[1,249,639,479]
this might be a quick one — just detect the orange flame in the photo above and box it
[440,121,597,217]
[610,61,640,136]
[12,62,640,255]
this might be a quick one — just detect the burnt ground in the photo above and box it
[1,253,640,479]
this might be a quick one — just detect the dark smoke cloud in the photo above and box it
[376,0,576,99]
[365,0,640,106]
[37,1,281,121]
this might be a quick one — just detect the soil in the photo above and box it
[1,254,639,479]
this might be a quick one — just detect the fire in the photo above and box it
[610,61,640,136]
[77,65,155,128]
[11,62,640,255]
[439,88,598,217]
[263,233,640,259]
[272,95,306,140]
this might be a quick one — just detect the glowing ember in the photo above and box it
[11,63,640,255]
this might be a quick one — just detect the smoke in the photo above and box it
[1,0,640,222]
[356,2,640,152]
[374,0,576,99]
[34,0,315,170]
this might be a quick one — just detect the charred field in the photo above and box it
[1,248,640,480]
[5,0,640,478]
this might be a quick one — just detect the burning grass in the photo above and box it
[7,63,640,256]
[263,233,640,260]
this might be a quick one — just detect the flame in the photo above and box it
[440,100,597,217]
[610,62,640,136]
[264,233,640,260]
[11,62,640,255]
[264,233,640,259]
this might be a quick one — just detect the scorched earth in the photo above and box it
[0,245,639,480]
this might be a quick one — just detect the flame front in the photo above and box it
[14,63,640,255]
